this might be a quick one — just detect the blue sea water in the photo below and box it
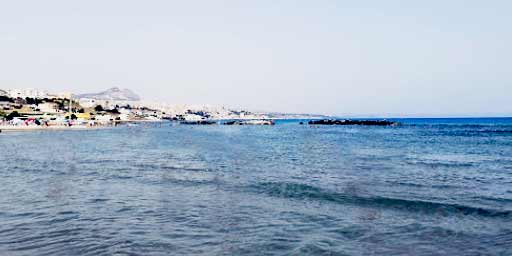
[1,118,512,255]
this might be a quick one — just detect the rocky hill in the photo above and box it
[76,87,140,101]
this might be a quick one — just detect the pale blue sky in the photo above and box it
[0,0,510,116]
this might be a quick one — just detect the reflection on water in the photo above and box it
[1,118,512,255]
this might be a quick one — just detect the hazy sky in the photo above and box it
[0,0,510,116]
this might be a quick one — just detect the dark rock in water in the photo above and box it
[223,120,274,125]
[299,122,304,125]
[224,120,241,125]
[308,119,398,126]
[180,120,216,125]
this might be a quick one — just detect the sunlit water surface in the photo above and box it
[1,118,512,255]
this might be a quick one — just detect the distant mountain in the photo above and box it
[76,87,141,101]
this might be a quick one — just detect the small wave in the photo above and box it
[405,123,512,137]
[405,160,474,168]
[394,181,458,189]
[478,130,512,134]
[160,166,211,172]
[249,182,512,218]
[132,163,210,173]
[89,198,109,203]
[445,130,512,137]
[405,154,478,168]
[159,174,222,187]
[408,123,512,129]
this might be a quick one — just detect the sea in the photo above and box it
[1,118,511,255]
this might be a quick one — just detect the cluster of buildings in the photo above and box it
[0,87,271,127]
[1,88,71,100]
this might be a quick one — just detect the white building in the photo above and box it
[47,92,72,99]
[7,88,49,99]
[38,102,60,113]
[79,98,99,108]
[78,98,136,109]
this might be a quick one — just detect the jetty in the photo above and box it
[177,119,275,125]
[307,119,398,126]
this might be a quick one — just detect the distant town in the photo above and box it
[0,87,326,129]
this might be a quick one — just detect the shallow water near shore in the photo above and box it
[1,118,512,255]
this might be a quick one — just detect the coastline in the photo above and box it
[0,119,166,133]
[0,125,113,132]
